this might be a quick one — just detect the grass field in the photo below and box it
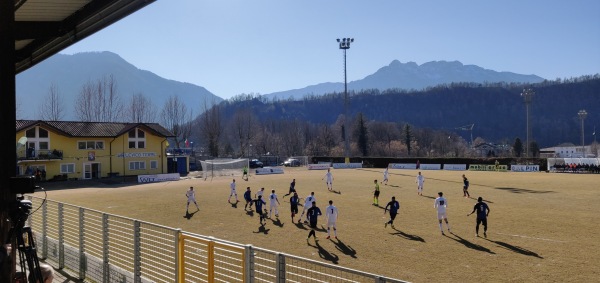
[35,168,600,282]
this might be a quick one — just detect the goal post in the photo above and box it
[200,158,249,179]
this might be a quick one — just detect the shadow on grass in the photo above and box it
[332,238,357,258]
[445,233,495,254]
[494,187,554,194]
[421,195,436,200]
[390,227,425,242]
[253,224,270,234]
[229,200,239,208]
[270,217,284,228]
[484,238,543,258]
[307,239,339,264]
[183,210,199,220]
[294,222,308,230]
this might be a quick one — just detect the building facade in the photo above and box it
[16,120,174,181]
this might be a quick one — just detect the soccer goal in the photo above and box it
[201,158,249,180]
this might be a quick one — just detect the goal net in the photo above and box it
[201,158,249,179]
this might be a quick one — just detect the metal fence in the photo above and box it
[26,196,407,283]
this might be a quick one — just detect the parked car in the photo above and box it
[249,159,263,168]
[283,158,301,167]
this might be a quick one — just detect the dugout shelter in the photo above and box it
[1,1,156,281]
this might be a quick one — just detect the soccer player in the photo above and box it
[243,187,253,210]
[283,178,296,199]
[384,196,400,228]
[462,174,470,198]
[325,200,338,239]
[256,187,265,199]
[299,192,316,223]
[323,168,334,191]
[434,192,451,235]
[468,197,491,237]
[242,166,249,180]
[382,167,389,185]
[307,201,322,240]
[253,195,267,225]
[228,179,238,203]
[416,172,425,196]
[373,179,380,206]
[268,189,280,218]
[289,192,302,222]
[185,186,199,213]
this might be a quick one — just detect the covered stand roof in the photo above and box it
[14,0,155,74]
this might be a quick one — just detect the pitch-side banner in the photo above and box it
[511,165,540,172]
[255,167,285,175]
[390,163,417,169]
[419,164,441,170]
[138,173,180,183]
[443,164,467,171]
[332,163,363,169]
[308,164,331,170]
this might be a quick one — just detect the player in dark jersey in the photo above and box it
[468,197,490,237]
[243,187,253,210]
[289,192,302,222]
[462,174,470,198]
[253,195,267,225]
[283,179,296,199]
[306,201,322,241]
[384,196,400,228]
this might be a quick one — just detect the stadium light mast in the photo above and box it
[337,37,354,163]
[521,88,535,157]
[578,109,588,156]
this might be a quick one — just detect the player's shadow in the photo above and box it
[183,210,198,220]
[229,201,239,208]
[390,228,425,242]
[330,190,341,194]
[374,205,385,210]
[421,195,436,200]
[484,238,543,258]
[494,187,554,194]
[445,233,495,254]
[294,222,308,230]
[308,239,339,264]
[388,185,400,188]
[245,210,254,217]
[315,225,327,232]
[332,239,357,258]
[253,225,270,235]
[270,218,284,228]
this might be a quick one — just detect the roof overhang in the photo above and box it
[14,0,156,74]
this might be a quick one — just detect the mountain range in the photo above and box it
[17,51,545,120]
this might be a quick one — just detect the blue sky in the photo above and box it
[61,0,600,99]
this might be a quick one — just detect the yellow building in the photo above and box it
[16,120,174,181]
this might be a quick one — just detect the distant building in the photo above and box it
[540,143,597,158]
[16,120,174,181]
[473,143,511,157]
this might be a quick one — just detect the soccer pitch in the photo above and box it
[35,168,600,282]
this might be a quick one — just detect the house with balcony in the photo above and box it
[16,120,174,181]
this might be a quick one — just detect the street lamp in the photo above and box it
[337,37,354,163]
[578,109,588,156]
[521,88,535,157]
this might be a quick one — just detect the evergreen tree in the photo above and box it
[530,141,540,157]
[513,137,523,157]
[403,124,413,155]
[354,113,368,156]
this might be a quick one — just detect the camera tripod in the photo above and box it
[7,199,43,283]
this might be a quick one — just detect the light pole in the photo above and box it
[521,88,535,157]
[337,37,354,163]
[578,109,588,156]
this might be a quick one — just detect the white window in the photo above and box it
[128,129,146,149]
[129,161,146,170]
[78,141,104,150]
[150,160,158,169]
[61,163,75,173]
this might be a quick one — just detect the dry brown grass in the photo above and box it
[35,168,600,282]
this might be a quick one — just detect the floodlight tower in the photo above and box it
[337,37,354,163]
[578,109,588,156]
[521,88,535,157]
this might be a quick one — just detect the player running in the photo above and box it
[384,196,400,229]
[185,187,199,213]
[322,168,334,192]
[243,187,253,210]
[228,179,238,203]
[255,187,265,199]
[416,172,425,196]
[253,195,267,225]
[468,197,491,237]
[306,201,322,241]
[268,189,280,218]
[382,167,389,185]
[434,192,451,235]
[300,192,316,223]
[283,179,296,199]
[325,200,338,239]
[289,192,302,222]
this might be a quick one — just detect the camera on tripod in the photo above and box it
[9,197,32,228]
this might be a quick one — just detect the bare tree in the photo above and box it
[75,74,124,122]
[230,109,258,157]
[200,99,222,157]
[38,83,65,121]
[127,92,156,123]
[161,95,193,148]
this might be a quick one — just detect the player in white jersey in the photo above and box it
[185,187,199,213]
[434,192,451,235]
[322,168,334,191]
[325,200,338,239]
[299,192,316,223]
[268,189,280,218]
[382,167,389,185]
[228,179,238,203]
[256,187,265,199]
[416,172,425,196]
